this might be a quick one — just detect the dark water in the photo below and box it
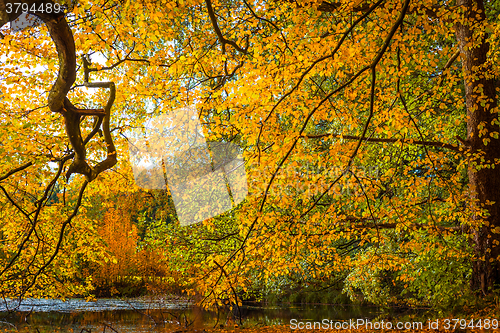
[0,298,395,332]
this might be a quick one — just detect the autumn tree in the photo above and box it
[0,0,119,298]
[1,0,500,309]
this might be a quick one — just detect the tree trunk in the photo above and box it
[455,0,500,295]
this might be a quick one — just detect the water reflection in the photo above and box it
[0,298,385,332]
[0,297,190,312]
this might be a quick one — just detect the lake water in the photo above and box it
[0,297,406,332]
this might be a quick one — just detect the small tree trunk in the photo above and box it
[455,0,500,295]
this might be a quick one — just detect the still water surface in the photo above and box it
[0,297,393,332]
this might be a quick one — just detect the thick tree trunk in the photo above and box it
[455,0,500,295]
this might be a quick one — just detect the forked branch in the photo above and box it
[205,0,248,54]
[30,5,117,181]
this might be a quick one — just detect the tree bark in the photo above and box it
[455,0,500,295]
[0,1,117,181]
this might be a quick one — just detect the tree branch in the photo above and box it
[205,0,248,54]
[23,180,89,295]
[0,162,33,182]
[302,133,460,151]
[352,222,461,232]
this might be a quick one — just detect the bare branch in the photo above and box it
[81,56,117,180]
